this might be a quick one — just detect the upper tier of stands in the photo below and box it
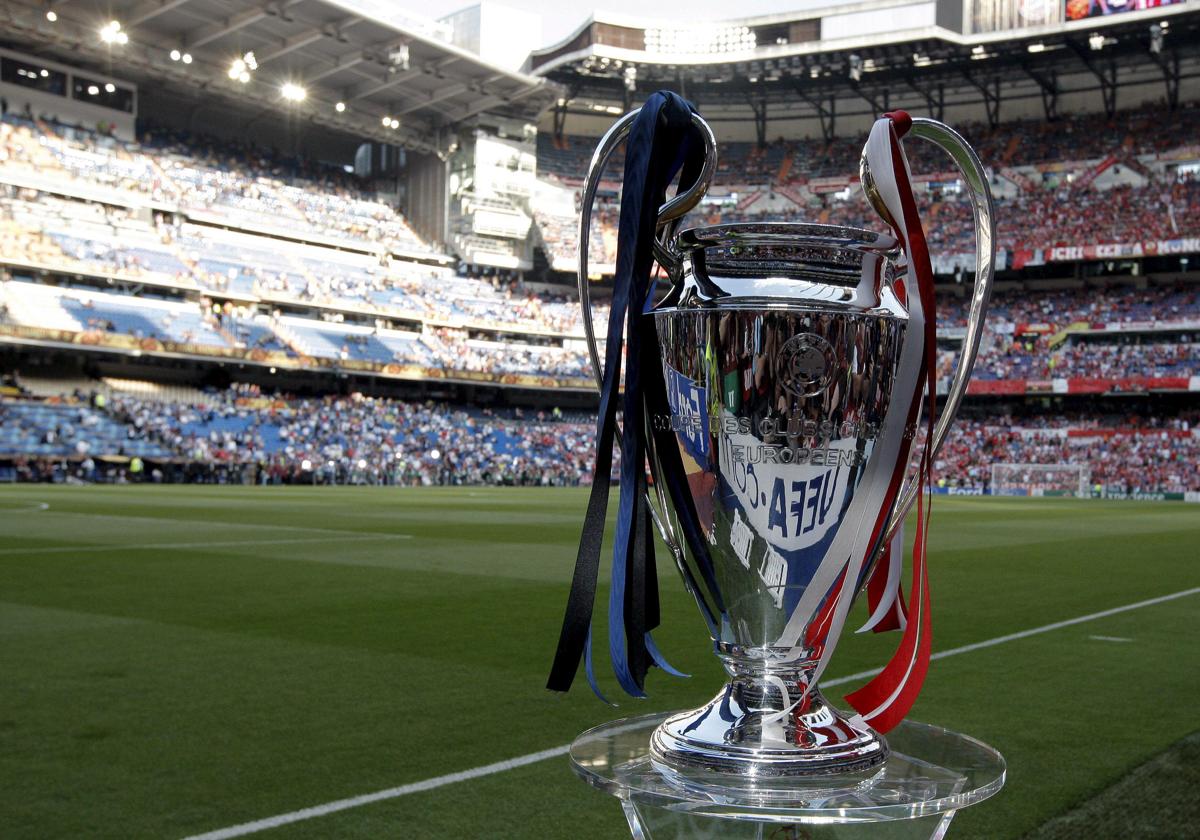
[536,104,1200,188]
[1,103,1199,389]
[0,115,437,257]
[534,102,1200,270]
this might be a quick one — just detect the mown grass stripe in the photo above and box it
[180,585,1200,840]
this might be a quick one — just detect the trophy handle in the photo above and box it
[883,118,997,540]
[576,109,718,551]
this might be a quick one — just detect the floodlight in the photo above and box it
[86,84,99,95]
[45,10,57,22]
[182,53,192,64]
[280,82,306,102]
[335,101,346,112]
[170,49,181,61]
[1089,33,1105,51]
[104,83,115,93]
[100,21,127,45]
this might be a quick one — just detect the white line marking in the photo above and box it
[0,500,50,512]
[0,534,410,556]
[822,586,1197,688]
[1089,635,1134,643]
[182,746,571,840]
[181,585,1200,840]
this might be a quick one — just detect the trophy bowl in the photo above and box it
[646,223,908,782]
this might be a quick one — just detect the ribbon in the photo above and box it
[858,523,907,634]
[547,92,710,699]
[843,111,938,733]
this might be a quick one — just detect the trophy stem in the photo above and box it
[649,657,888,787]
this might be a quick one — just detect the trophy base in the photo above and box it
[650,682,888,787]
[570,712,1006,839]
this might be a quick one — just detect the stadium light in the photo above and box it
[1089,33,1105,51]
[45,9,57,22]
[182,53,192,64]
[86,84,99,95]
[1027,42,1046,53]
[389,118,399,129]
[280,82,306,102]
[228,52,256,83]
[104,83,115,93]
[381,114,391,126]
[100,21,128,45]
[170,49,181,61]
[1150,24,1164,55]
[335,101,346,113]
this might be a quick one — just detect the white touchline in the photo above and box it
[1088,635,1134,643]
[0,534,411,556]
[181,585,1200,840]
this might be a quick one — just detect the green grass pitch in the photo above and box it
[0,485,1197,839]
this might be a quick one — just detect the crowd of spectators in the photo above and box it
[934,411,1200,494]
[4,387,1197,493]
[105,387,597,486]
[0,114,432,254]
[538,101,1200,263]
[537,102,1200,188]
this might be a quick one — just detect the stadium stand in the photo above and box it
[533,102,1200,267]
[1,67,1198,494]
[1,384,1195,494]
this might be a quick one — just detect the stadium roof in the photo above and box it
[0,0,561,154]
[532,3,1199,136]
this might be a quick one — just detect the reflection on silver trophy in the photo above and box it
[552,94,996,787]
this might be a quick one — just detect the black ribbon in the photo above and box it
[547,92,711,697]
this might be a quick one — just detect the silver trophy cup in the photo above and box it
[578,111,995,784]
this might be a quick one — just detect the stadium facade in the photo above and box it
[0,0,1197,496]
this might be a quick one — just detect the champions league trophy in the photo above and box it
[549,92,1005,838]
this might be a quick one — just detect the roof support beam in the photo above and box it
[848,81,888,115]
[396,76,505,116]
[1023,66,1059,121]
[346,55,461,102]
[1067,40,1117,118]
[794,87,835,142]
[255,18,362,67]
[306,50,368,83]
[1147,47,1180,112]
[961,70,1001,128]
[449,83,545,123]
[904,77,944,122]
[181,0,303,50]
[125,0,193,28]
[748,98,767,148]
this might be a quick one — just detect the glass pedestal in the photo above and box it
[569,712,1005,839]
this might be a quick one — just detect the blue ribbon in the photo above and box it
[547,91,718,700]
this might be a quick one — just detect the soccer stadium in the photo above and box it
[0,0,1197,836]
